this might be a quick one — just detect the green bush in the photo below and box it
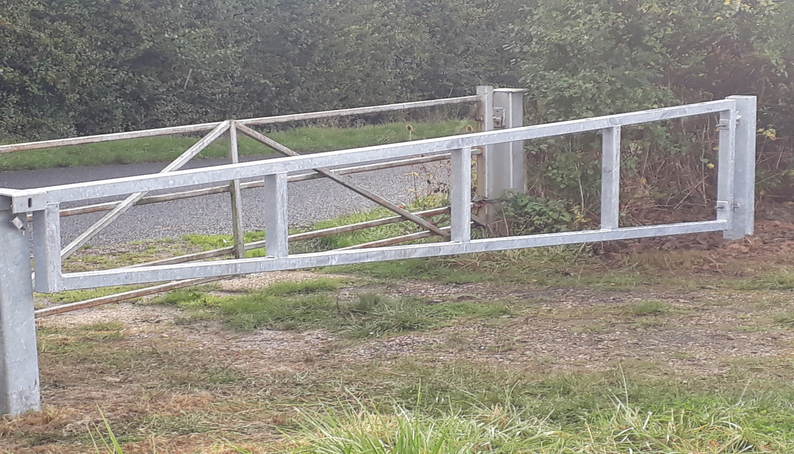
[501,192,581,234]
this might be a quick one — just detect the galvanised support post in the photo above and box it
[450,147,472,243]
[0,197,41,416]
[33,203,63,293]
[724,96,757,240]
[476,87,527,228]
[264,173,289,258]
[716,104,738,230]
[600,127,621,230]
[492,88,529,194]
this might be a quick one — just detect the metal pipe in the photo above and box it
[3,100,735,211]
[58,151,478,218]
[60,220,730,290]
[0,95,478,154]
[34,277,220,318]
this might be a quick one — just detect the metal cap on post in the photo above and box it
[0,197,41,416]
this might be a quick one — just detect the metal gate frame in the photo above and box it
[0,96,756,416]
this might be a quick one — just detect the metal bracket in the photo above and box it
[716,119,730,130]
[10,216,25,231]
[493,107,506,129]
[715,200,730,211]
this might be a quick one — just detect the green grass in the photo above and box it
[41,286,142,304]
[0,120,475,171]
[734,268,794,290]
[282,361,794,453]
[153,279,509,336]
[627,300,673,316]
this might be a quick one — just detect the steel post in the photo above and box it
[492,88,528,194]
[33,203,63,293]
[0,198,41,416]
[451,147,472,243]
[724,96,756,239]
[600,127,621,230]
[476,87,527,228]
[264,173,289,258]
[717,106,738,227]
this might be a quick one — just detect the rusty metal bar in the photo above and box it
[235,122,450,238]
[0,96,478,154]
[59,121,231,259]
[33,277,220,318]
[228,123,246,258]
[338,226,452,250]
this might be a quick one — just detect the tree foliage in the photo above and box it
[2,0,794,203]
[510,0,794,205]
[0,0,518,140]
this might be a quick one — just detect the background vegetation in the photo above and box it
[2,0,794,205]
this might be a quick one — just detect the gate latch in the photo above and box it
[10,215,25,231]
[493,107,506,129]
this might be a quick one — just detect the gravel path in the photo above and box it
[0,155,447,245]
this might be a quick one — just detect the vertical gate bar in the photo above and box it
[724,96,757,239]
[228,123,246,259]
[600,126,621,230]
[33,203,63,293]
[716,106,738,225]
[264,173,288,258]
[451,147,472,243]
[0,197,41,416]
[475,86,495,225]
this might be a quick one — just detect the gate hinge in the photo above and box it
[716,200,740,211]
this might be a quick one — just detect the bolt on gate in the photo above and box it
[0,93,755,416]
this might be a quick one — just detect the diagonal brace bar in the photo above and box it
[60,121,231,259]
[234,122,450,238]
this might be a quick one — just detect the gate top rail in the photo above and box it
[0,95,479,155]
[1,99,735,213]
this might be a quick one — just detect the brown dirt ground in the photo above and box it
[2,213,794,453]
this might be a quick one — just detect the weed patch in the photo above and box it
[628,300,672,316]
[154,280,508,337]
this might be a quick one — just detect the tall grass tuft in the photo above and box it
[288,399,778,453]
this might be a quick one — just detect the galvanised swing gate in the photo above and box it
[0,95,756,416]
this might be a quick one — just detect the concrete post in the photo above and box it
[475,86,528,227]
[0,197,41,416]
[724,96,757,240]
